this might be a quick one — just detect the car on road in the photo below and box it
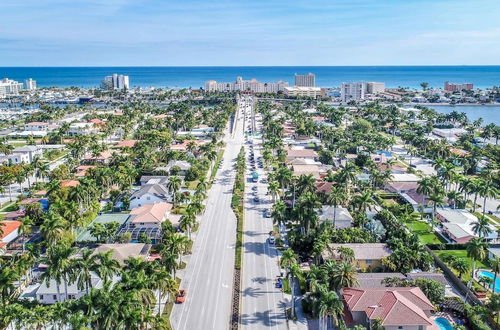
[264,209,272,218]
[252,191,258,196]
[252,186,258,191]
[253,196,260,202]
[268,236,275,244]
[261,178,267,183]
[175,289,187,303]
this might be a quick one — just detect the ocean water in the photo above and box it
[1,66,500,89]
[430,105,500,125]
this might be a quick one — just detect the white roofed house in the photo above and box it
[25,122,49,131]
[436,208,497,244]
[318,206,353,229]
[34,273,105,304]
[10,145,43,163]
[68,122,99,136]
[129,184,172,209]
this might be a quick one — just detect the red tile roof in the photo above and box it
[18,198,42,205]
[341,287,434,326]
[61,180,80,187]
[130,202,172,224]
[315,181,335,194]
[0,220,21,240]
[113,140,138,148]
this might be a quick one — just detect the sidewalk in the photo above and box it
[287,278,308,330]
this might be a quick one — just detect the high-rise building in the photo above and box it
[444,81,473,92]
[341,82,366,102]
[102,74,130,91]
[24,78,37,90]
[366,82,385,94]
[0,78,24,98]
[294,73,316,87]
[204,77,289,93]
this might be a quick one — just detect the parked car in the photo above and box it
[268,236,275,244]
[264,209,272,218]
[253,196,260,202]
[175,290,187,303]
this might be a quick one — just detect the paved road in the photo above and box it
[240,98,287,330]
[170,100,244,330]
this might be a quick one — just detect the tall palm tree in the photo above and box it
[179,209,196,240]
[478,179,498,217]
[466,238,487,279]
[327,186,347,228]
[73,248,99,294]
[167,176,182,205]
[352,190,376,213]
[329,261,358,290]
[314,284,345,330]
[280,249,299,318]
[491,257,500,293]
[39,212,67,246]
[95,250,121,283]
[268,181,280,202]
[272,200,287,229]
[471,216,492,239]
[488,293,500,323]
[152,268,177,316]
[41,244,76,302]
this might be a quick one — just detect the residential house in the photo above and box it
[139,175,169,186]
[0,220,21,245]
[341,287,435,329]
[94,243,151,264]
[129,184,172,209]
[7,152,30,164]
[318,206,353,229]
[113,139,138,149]
[158,160,192,175]
[488,248,500,261]
[436,208,497,243]
[75,165,96,177]
[68,123,99,136]
[11,145,43,163]
[323,243,392,271]
[82,150,114,164]
[285,147,318,162]
[25,122,49,131]
[35,273,104,304]
[118,203,172,243]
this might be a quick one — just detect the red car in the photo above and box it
[175,289,187,303]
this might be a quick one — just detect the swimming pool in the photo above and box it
[435,317,454,330]
[478,270,500,293]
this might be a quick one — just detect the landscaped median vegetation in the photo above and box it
[230,147,245,329]
[232,147,245,269]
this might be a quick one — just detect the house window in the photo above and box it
[146,196,150,200]
[53,295,57,300]
[365,259,372,265]
[68,294,76,299]
[39,295,43,300]
[418,326,423,330]
[398,327,403,330]
[140,222,145,226]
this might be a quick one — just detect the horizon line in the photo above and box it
[1,64,500,68]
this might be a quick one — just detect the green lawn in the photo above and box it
[184,180,199,191]
[435,249,489,284]
[406,221,445,244]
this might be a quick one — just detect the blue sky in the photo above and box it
[0,0,499,66]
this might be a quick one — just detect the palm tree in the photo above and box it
[296,174,316,196]
[352,190,376,213]
[492,256,500,293]
[327,186,347,228]
[488,294,500,323]
[329,261,358,290]
[179,209,196,240]
[272,200,287,229]
[466,238,487,279]
[478,179,498,217]
[452,258,470,279]
[73,248,99,294]
[314,284,344,330]
[268,181,280,202]
[41,244,76,302]
[95,250,121,283]
[152,268,177,316]
[471,216,492,239]
[280,249,299,318]
[39,212,67,246]
[0,265,18,305]
[18,216,34,251]
[167,176,182,205]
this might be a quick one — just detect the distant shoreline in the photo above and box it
[404,103,500,107]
